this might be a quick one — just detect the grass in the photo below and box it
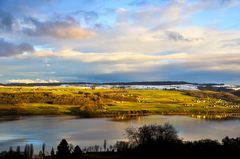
[0,87,239,119]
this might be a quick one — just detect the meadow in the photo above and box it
[0,87,239,119]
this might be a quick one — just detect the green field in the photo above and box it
[0,87,239,119]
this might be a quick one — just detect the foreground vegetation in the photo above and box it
[0,87,239,119]
[1,124,240,159]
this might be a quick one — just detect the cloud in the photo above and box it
[33,48,240,75]
[196,0,240,9]
[223,38,240,47]
[34,49,188,63]
[7,79,60,83]
[165,31,186,41]
[32,49,189,75]
[23,16,96,39]
[176,53,240,73]
[120,0,188,29]
[0,38,34,57]
[0,10,14,31]
[164,30,203,42]
[120,0,240,30]
[73,10,99,26]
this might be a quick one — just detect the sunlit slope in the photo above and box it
[0,87,239,117]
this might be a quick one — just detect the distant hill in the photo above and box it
[198,85,240,97]
[0,81,222,87]
[103,81,193,85]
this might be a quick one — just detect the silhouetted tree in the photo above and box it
[126,123,178,146]
[56,139,71,159]
[24,144,30,159]
[8,146,13,159]
[115,141,129,152]
[16,146,20,156]
[42,143,45,159]
[51,147,55,157]
[29,144,33,159]
[222,136,240,157]
[103,139,107,151]
[72,145,83,159]
[39,151,43,159]
[123,123,182,159]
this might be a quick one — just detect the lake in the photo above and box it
[0,115,240,152]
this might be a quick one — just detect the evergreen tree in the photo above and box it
[72,145,83,159]
[51,147,55,157]
[57,139,71,159]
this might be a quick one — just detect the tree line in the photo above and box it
[0,124,240,159]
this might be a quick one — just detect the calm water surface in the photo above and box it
[0,115,240,151]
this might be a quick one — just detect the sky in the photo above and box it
[0,0,240,84]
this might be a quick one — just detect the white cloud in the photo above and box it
[32,48,240,74]
[7,79,60,83]
[34,49,188,63]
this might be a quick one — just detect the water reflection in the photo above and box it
[0,115,239,152]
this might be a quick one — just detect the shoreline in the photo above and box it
[1,112,240,121]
